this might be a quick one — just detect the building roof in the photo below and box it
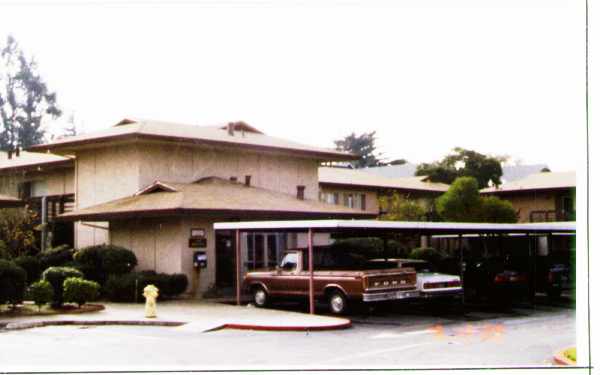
[214,219,576,234]
[58,177,376,221]
[318,167,449,193]
[360,163,418,178]
[481,171,576,194]
[0,150,73,172]
[0,194,24,208]
[27,118,356,162]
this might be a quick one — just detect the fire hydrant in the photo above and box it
[143,284,159,318]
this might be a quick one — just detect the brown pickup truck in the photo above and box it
[243,248,418,314]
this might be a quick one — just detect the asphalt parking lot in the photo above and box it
[0,295,576,372]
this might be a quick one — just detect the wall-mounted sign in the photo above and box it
[189,238,207,248]
[190,228,205,238]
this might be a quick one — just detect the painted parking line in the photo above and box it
[325,342,438,364]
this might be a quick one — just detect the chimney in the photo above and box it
[7,149,12,159]
[227,122,235,136]
[245,175,252,187]
[296,185,305,200]
[15,146,20,157]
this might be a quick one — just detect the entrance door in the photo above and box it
[216,231,236,288]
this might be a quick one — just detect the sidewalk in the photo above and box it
[0,300,351,332]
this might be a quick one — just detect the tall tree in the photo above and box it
[334,131,385,168]
[415,147,504,188]
[0,35,61,152]
[435,176,517,223]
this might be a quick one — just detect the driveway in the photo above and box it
[0,298,576,371]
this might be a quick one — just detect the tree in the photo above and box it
[435,177,517,223]
[435,177,482,222]
[0,208,38,258]
[334,131,385,168]
[379,193,428,221]
[0,35,61,151]
[479,196,518,223]
[416,147,504,188]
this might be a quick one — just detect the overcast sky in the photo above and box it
[0,0,586,171]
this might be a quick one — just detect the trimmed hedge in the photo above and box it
[74,245,137,285]
[42,266,84,307]
[0,259,27,307]
[105,271,188,302]
[14,255,43,283]
[38,245,75,269]
[63,277,100,307]
[27,280,53,310]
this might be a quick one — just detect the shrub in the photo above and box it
[42,266,83,307]
[38,245,75,269]
[63,277,100,307]
[104,271,188,302]
[408,247,446,265]
[26,280,53,310]
[14,255,43,283]
[0,259,27,307]
[74,245,137,285]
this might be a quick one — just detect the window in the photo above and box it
[344,194,354,208]
[280,252,299,271]
[360,194,366,211]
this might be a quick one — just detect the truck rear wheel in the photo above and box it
[253,286,269,308]
[327,290,348,315]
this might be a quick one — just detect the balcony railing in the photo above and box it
[529,210,575,222]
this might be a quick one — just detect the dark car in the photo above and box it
[462,256,529,303]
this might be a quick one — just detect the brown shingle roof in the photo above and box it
[58,177,376,221]
[0,151,73,172]
[481,171,576,194]
[28,118,356,162]
[318,167,449,192]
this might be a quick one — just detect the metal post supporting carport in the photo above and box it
[308,228,315,314]
[235,229,241,306]
[458,234,465,307]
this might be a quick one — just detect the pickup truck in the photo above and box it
[243,248,419,314]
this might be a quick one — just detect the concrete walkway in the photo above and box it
[0,300,351,332]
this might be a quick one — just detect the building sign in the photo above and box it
[189,228,207,248]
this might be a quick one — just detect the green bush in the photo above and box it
[14,255,43,283]
[42,266,83,307]
[63,277,100,307]
[26,280,53,310]
[0,259,27,307]
[74,245,137,285]
[38,245,75,269]
[104,271,188,302]
[408,247,446,265]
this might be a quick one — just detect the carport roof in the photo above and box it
[214,219,576,234]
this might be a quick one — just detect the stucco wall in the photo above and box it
[180,218,215,297]
[137,143,320,200]
[0,168,74,198]
[318,186,379,214]
[494,192,557,223]
[75,145,140,248]
[110,218,184,275]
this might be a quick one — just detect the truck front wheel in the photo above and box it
[327,290,348,315]
[253,286,269,308]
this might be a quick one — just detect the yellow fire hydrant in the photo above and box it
[143,284,159,318]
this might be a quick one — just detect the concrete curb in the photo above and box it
[553,348,576,366]
[213,320,352,332]
[3,320,184,331]
[3,318,351,332]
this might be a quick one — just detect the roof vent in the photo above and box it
[227,122,235,136]
[230,176,238,183]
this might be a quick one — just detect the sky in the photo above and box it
[0,0,586,171]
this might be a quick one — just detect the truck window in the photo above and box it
[280,253,299,271]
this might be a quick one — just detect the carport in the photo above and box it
[214,220,576,314]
